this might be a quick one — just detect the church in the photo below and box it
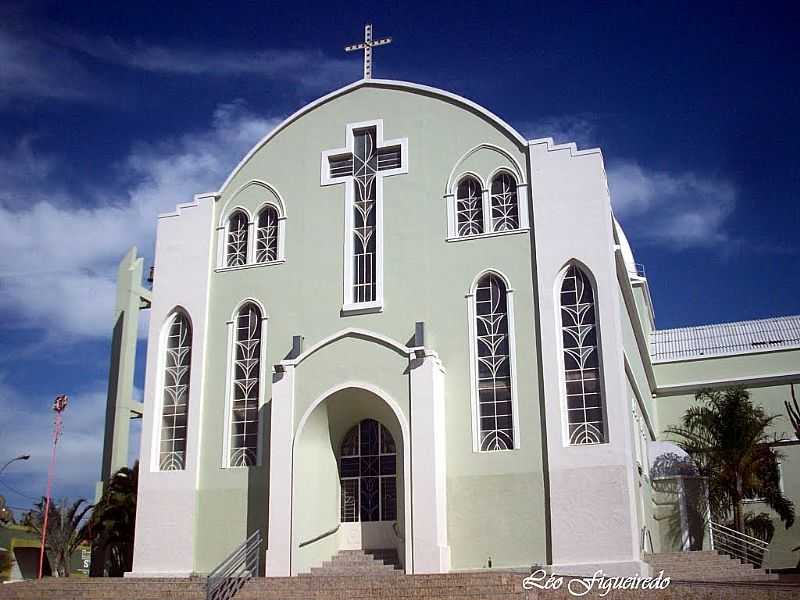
[102,31,800,579]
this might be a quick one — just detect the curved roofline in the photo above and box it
[218,78,528,194]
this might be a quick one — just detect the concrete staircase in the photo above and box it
[644,550,778,581]
[238,571,524,599]
[0,577,206,599]
[302,549,402,576]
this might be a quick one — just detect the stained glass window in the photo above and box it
[255,206,279,263]
[159,311,191,471]
[456,176,484,236]
[230,303,261,467]
[475,274,514,451]
[226,211,249,267]
[340,419,397,522]
[490,173,519,232]
[560,265,606,445]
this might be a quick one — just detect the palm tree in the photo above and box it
[24,498,91,577]
[89,462,138,576]
[665,387,794,534]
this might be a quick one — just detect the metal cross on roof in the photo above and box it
[345,23,392,80]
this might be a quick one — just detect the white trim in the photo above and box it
[217,179,288,227]
[445,144,525,195]
[291,381,413,575]
[446,227,530,243]
[320,118,408,312]
[151,307,193,472]
[220,79,527,195]
[465,269,520,452]
[656,371,800,396]
[652,344,800,364]
[554,261,610,447]
[222,298,269,468]
[215,259,286,273]
[445,150,530,240]
[282,327,411,368]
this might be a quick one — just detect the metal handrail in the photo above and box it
[640,526,654,554]
[709,521,770,569]
[206,530,262,600]
[299,524,340,548]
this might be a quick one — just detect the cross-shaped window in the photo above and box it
[321,120,408,313]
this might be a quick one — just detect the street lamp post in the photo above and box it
[0,455,31,476]
[38,394,68,579]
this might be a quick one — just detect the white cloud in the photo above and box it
[61,34,359,93]
[0,29,99,104]
[607,161,736,248]
[0,101,281,339]
[518,114,597,148]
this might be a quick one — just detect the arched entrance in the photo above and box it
[291,385,409,574]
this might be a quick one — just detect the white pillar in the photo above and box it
[266,365,295,576]
[409,350,451,573]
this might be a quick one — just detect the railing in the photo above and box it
[206,530,262,600]
[640,526,654,554]
[709,521,770,569]
[299,524,339,548]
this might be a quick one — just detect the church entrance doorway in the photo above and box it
[291,385,408,573]
[338,418,398,550]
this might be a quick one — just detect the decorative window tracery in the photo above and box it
[490,172,519,232]
[560,265,607,445]
[226,211,249,267]
[474,274,514,451]
[456,176,484,236]
[255,206,279,263]
[229,303,262,467]
[159,311,192,471]
[340,419,397,522]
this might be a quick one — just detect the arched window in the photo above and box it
[159,311,192,471]
[229,303,262,467]
[456,176,484,236]
[226,211,249,267]
[255,205,279,263]
[560,264,606,445]
[490,172,519,232]
[340,419,397,522]
[474,274,514,451]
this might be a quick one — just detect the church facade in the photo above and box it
[126,79,800,578]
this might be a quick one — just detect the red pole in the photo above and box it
[38,394,68,579]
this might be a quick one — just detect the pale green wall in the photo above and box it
[653,367,800,569]
[191,84,547,572]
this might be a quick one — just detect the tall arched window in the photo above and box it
[255,205,279,263]
[456,176,484,236]
[230,303,262,467]
[226,211,249,267]
[340,419,397,522]
[490,172,519,232]
[560,264,606,445]
[159,311,192,471]
[474,273,514,451]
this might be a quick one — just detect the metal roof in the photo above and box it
[650,315,800,362]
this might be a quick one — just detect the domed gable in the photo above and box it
[217,79,528,195]
[613,217,638,277]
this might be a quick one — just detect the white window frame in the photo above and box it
[320,119,408,315]
[215,180,288,272]
[152,307,193,472]
[466,269,521,452]
[251,202,287,265]
[222,298,269,468]
[554,262,610,447]
[444,144,530,242]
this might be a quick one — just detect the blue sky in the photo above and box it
[0,1,798,512]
